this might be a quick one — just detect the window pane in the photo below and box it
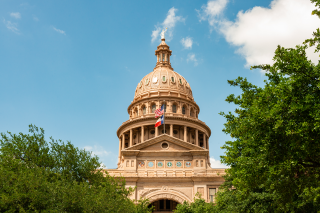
[182,107,185,114]
[143,107,146,115]
[152,105,156,113]
[209,188,216,202]
[172,105,176,113]
[162,54,165,61]
[171,77,174,82]
[163,76,166,81]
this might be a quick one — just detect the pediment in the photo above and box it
[125,134,205,152]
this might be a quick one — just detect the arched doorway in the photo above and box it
[149,199,179,212]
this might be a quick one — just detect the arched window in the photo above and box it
[190,109,193,117]
[143,107,146,115]
[135,109,138,117]
[152,104,156,113]
[162,76,166,82]
[171,77,175,83]
[172,104,177,113]
[182,106,186,115]
[162,54,165,61]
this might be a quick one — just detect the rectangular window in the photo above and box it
[163,76,166,81]
[143,107,146,115]
[171,77,174,82]
[162,54,165,61]
[209,188,216,202]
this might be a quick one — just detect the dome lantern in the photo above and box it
[155,38,173,70]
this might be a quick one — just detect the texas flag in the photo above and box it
[155,104,165,118]
[155,115,164,127]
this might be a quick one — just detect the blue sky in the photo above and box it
[1,0,319,168]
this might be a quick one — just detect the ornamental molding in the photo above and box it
[128,94,199,113]
[123,134,207,152]
[142,189,192,203]
[117,116,211,137]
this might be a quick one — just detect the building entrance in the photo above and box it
[149,199,179,212]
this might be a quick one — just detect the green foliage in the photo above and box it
[214,1,320,212]
[0,124,153,213]
[174,193,216,213]
[215,15,320,213]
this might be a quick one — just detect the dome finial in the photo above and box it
[160,27,167,40]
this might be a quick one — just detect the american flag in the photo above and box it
[155,104,164,118]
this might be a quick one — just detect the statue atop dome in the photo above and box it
[160,27,167,40]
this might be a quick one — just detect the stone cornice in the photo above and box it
[117,116,211,137]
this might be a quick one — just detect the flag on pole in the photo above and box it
[155,115,164,127]
[155,104,165,118]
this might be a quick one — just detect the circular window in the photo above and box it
[150,130,155,135]
[173,130,178,135]
[161,142,169,149]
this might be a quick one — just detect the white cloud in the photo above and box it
[181,37,193,49]
[199,0,320,67]
[151,7,185,42]
[187,53,198,66]
[10,12,21,19]
[3,19,19,34]
[84,145,111,157]
[210,157,230,168]
[197,0,228,27]
[53,27,66,35]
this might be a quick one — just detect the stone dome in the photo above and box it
[134,68,193,101]
[133,38,193,102]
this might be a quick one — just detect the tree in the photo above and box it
[174,193,216,213]
[215,1,320,211]
[0,124,153,213]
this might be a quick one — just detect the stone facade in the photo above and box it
[105,38,225,212]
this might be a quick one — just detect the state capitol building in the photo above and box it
[105,34,225,212]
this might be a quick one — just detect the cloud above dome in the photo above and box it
[198,0,320,67]
[151,7,185,43]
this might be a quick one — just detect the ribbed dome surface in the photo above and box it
[134,67,193,101]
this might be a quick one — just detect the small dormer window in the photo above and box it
[162,76,166,82]
[171,77,174,83]
[179,79,183,85]
[145,79,149,85]
[182,106,185,115]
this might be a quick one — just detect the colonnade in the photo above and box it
[118,124,208,156]
[130,101,198,119]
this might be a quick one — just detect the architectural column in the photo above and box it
[203,133,207,149]
[155,127,158,137]
[170,124,173,136]
[184,126,187,142]
[129,129,133,147]
[118,137,121,165]
[122,134,125,150]
[196,129,199,146]
[141,126,144,143]
[157,54,159,62]
[188,129,191,143]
